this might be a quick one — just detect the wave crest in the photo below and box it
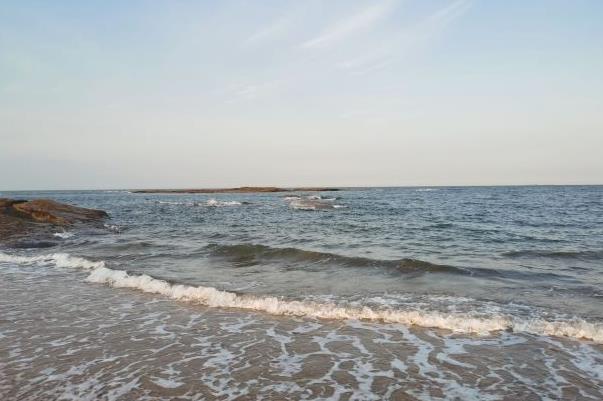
[53,232,74,239]
[2,251,603,343]
[0,252,105,270]
[206,199,243,207]
[85,266,603,342]
[206,243,456,272]
[285,197,344,210]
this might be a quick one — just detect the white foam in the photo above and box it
[289,201,317,210]
[2,251,602,343]
[84,266,603,343]
[288,199,340,210]
[0,252,105,270]
[307,195,337,201]
[206,199,242,207]
[53,232,74,239]
[104,223,121,233]
[284,196,344,209]
[157,200,195,206]
[151,378,183,389]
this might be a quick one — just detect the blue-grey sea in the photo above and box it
[1,186,602,400]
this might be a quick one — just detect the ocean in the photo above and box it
[1,186,602,400]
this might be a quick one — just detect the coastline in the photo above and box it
[1,187,602,400]
[131,186,342,194]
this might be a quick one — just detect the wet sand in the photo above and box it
[2,263,601,401]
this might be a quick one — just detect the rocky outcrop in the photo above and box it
[132,187,341,194]
[0,199,108,246]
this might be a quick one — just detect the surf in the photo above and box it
[2,251,602,344]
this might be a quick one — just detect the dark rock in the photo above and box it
[131,187,342,194]
[0,198,108,246]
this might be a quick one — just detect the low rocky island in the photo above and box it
[131,186,342,194]
[0,199,108,247]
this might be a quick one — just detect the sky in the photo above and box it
[1,0,602,190]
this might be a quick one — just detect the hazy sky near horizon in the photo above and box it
[1,0,602,189]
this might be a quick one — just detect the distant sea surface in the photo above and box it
[1,186,602,400]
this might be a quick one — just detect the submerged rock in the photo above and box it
[0,198,108,245]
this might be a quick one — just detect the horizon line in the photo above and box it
[1,183,602,192]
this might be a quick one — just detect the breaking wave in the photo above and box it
[288,199,345,210]
[0,252,106,270]
[306,195,337,201]
[1,251,602,343]
[104,223,122,233]
[283,194,344,210]
[53,232,74,239]
[206,199,242,207]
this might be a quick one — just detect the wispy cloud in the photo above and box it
[301,0,397,49]
[223,80,281,103]
[244,17,291,46]
[337,0,472,75]
[420,0,472,34]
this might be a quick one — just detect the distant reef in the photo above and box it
[131,186,342,194]
[0,199,108,247]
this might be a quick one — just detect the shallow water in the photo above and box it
[1,186,602,399]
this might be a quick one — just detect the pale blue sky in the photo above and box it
[1,0,602,189]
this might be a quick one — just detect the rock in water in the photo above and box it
[0,198,108,246]
[9,199,108,224]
